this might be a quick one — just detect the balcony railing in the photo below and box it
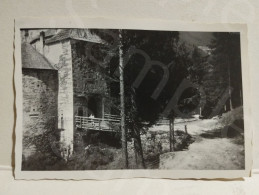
[75,115,120,132]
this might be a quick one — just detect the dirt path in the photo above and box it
[159,119,245,170]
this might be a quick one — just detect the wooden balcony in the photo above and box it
[75,114,120,132]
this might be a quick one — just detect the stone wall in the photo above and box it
[29,39,75,159]
[44,42,64,66]
[57,40,74,158]
[22,69,58,159]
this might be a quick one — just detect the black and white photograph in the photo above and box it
[14,19,251,179]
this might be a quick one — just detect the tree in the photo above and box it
[93,29,202,167]
[118,29,128,168]
[188,46,208,85]
[207,32,242,114]
[122,30,196,163]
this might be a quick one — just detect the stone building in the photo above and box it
[22,29,114,159]
[22,42,58,159]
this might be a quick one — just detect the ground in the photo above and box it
[159,114,245,170]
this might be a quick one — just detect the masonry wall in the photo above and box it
[56,40,74,158]
[44,43,64,66]
[22,69,58,159]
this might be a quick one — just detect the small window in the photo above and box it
[29,113,39,118]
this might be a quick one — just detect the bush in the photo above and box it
[22,152,66,170]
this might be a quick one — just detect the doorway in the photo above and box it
[77,107,84,116]
[88,96,102,118]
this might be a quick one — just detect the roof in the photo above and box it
[21,43,56,70]
[45,29,106,45]
[30,29,56,44]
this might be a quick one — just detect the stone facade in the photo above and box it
[22,69,58,159]
[56,40,74,158]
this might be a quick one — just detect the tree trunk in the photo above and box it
[133,131,146,169]
[227,59,233,111]
[169,117,175,152]
[240,89,243,106]
[130,87,146,169]
[119,29,128,169]
[169,119,172,152]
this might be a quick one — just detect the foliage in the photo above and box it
[22,118,64,170]
[206,32,242,115]
[186,32,243,117]
[119,30,198,166]
[23,118,61,156]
